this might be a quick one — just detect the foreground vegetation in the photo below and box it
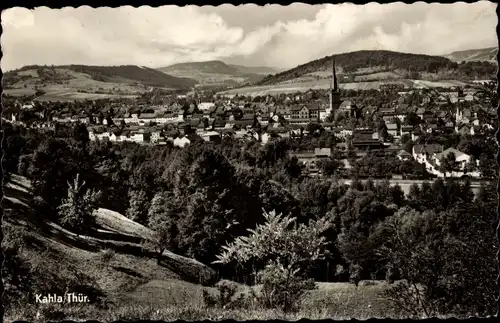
[2,119,498,320]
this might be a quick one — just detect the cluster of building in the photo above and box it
[3,59,495,178]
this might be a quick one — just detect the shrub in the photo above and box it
[214,209,330,312]
[58,174,101,233]
[257,261,316,312]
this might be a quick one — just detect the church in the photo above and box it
[328,58,361,120]
[329,58,342,113]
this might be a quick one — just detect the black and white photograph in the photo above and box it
[1,1,498,321]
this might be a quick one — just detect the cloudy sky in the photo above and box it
[1,2,497,71]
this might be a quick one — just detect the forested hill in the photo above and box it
[5,64,198,89]
[255,50,497,86]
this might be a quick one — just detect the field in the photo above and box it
[218,78,469,97]
[3,174,402,322]
[354,71,402,81]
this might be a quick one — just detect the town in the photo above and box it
[4,60,496,181]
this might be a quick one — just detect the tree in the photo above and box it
[405,112,421,126]
[346,143,357,167]
[126,189,150,225]
[335,189,394,282]
[401,134,411,145]
[439,152,459,177]
[147,191,180,262]
[316,157,343,176]
[376,202,497,318]
[463,158,477,176]
[58,174,101,233]
[29,138,93,216]
[2,226,34,310]
[478,153,496,179]
[35,89,46,97]
[306,122,322,136]
[214,209,331,312]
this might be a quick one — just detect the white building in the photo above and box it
[150,131,162,143]
[130,133,145,143]
[198,102,216,111]
[173,136,191,148]
[124,114,139,124]
[319,107,332,122]
[386,123,399,138]
[201,131,221,142]
[430,148,480,178]
[412,144,443,164]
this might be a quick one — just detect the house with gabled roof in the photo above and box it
[386,123,399,138]
[201,131,221,143]
[429,147,480,178]
[412,144,443,164]
[400,125,413,137]
[397,150,412,161]
[212,119,227,130]
[274,105,290,120]
[455,123,475,136]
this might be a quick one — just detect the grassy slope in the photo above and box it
[217,78,468,97]
[444,47,498,62]
[3,174,397,321]
[3,175,216,306]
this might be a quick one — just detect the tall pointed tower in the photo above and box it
[329,57,342,112]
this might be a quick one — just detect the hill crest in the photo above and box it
[157,60,280,87]
[254,49,496,86]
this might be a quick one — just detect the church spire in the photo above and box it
[332,57,338,92]
[329,56,342,114]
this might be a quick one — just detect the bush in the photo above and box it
[202,281,239,309]
[257,262,316,312]
[214,209,330,312]
[58,174,101,233]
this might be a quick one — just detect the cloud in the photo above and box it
[1,2,497,71]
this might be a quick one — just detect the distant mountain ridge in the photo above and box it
[158,60,239,75]
[227,64,281,75]
[444,47,498,62]
[156,60,280,87]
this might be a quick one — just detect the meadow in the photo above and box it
[219,78,469,97]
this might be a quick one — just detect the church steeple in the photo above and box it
[332,58,338,92]
[329,57,341,113]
